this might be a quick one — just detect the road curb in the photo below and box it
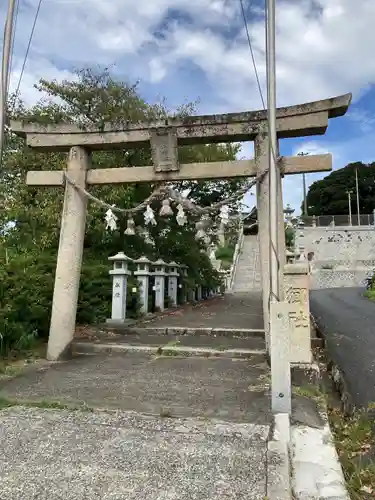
[291,421,349,500]
[290,363,350,500]
[266,413,292,500]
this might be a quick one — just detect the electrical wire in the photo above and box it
[239,0,281,302]
[239,0,266,110]
[12,0,43,108]
[8,0,20,91]
[0,0,19,170]
[0,0,43,171]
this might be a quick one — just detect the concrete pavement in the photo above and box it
[0,290,350,499]
[0,407,269,500]
[137,293,264,331]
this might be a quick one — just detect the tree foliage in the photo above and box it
[305,162,375,216]
[0,67,244,353]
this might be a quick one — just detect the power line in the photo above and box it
[13,0,43,107]
[0,0,43,170]
[0,0,18,169]
[239,0,281,303]
[239,0,266,110]
[9,0,20,86]
[238,0,279,168]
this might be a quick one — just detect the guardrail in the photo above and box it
[300,214,375,227]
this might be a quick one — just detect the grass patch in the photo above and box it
[165,340,180,348]
[159,408,173,418]
[217,345,228,352]
[364,290,375,302]
[329,407,375,499]
[159,349,181,357]
[293,384,324,400]
[0,396,94,412]
[220,260,232,270]
[292,384,327,412]
[0,342,47,378]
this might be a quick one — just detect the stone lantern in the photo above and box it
[134,256,152,314]
[107,252,132,324]
[179,265,189,303]
[166,261,180,307]
[284,204,295,225]
[152,258,167,311]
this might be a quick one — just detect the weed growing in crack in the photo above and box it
[329,406,375,499]
[159,408,173,418]
[0,397,94,412]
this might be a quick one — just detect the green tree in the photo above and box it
[304,162,375,216]
[0,67,245,353]
[2,68,245,255]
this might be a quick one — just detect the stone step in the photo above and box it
[233,287,262,292]
[233,278,260,282]
[233,284,262,288]
[73,329,267,358]
[74,327,324,358]
[235,268,260,272]
[0,351,273,425]
[73,341,266,360]
[233,285,261,289]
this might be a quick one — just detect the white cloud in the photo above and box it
[8,59,77,106]
[292,141,332,158]
[146,0,375,110]
[2,0,375,214]
[2,0,374,112]
[0,0,372,130]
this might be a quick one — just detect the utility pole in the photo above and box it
[347,190,352,226]
[266,0,279,303]
[298,152,309,216]
[355,167,360,226]
[0,0,17,166]
[266,0,292,417]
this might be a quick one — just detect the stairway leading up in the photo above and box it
[232,235,262,292]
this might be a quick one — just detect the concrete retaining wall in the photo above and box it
[295,226,375,289]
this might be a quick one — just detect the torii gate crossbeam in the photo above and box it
[10,92,351,364]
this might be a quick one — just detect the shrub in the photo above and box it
[215,245,234,262]
[364,270,375,291]
[0,253,56,354]
[285,226,295,249]
[0,251,141,354]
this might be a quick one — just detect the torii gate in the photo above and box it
[11,92,351,362]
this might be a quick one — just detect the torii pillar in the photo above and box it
[48,147,89,359]
[11,92,351,360]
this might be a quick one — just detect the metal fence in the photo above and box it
[299,214,375,227]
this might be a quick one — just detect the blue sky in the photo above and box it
[2,0,375,214]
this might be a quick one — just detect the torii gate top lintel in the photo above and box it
[10,92,352,152]
[13,89,351,362]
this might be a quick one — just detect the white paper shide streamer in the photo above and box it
[144,205,157,226]
[105,208,118,231]
[219,205,230,225]
[176,204,187,226]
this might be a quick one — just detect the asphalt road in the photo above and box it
[310,287,375,409]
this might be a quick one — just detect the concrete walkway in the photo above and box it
[310,287,375,409]
[0,291,346,499]
[138,293,264,331]
[0,352,272,499]
[0,406,269,500]
[0,292,274,499]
